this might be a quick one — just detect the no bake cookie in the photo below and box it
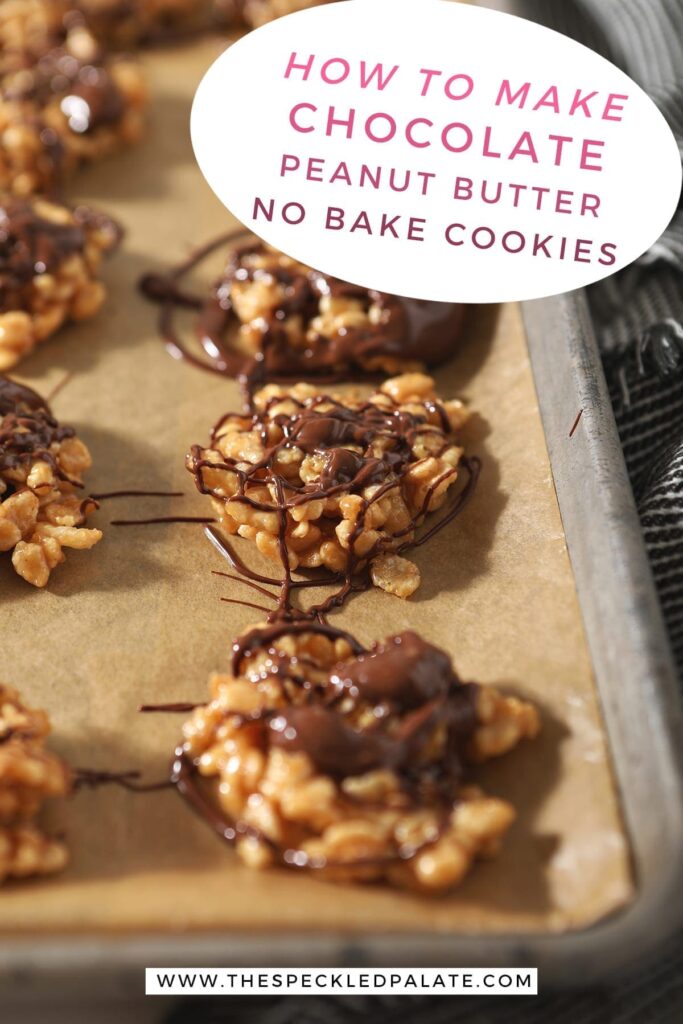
[0,682,70,883]
[146,238,464,384]
[0,377,101,587]
[188,373,475,603]
[176,623,539,890]
[0,195,120,370]
[0,13,147,195]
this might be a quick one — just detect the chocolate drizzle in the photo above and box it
[1,200,81,309]
[232,618,365,675]
[0,377,47,417]
[189,385,480,618]
[139,702,200,714]
[0,199,121,311]
[4,47,125,135]
[0,375,82,488]
[140,233,464,391]
[91,489,184,500]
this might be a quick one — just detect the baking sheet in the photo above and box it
[0,38,632,937]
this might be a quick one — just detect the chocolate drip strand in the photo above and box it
[220,597,274,614]
[73,768,172,793]
[171,747,452,873]
[211,570,279,603]
[0,376,90,493]
[111,515,215,526]
[139,702,201,714]
[92,489,184,500]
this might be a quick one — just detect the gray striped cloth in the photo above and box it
[165,3,683,1021]
[525,0,683,673]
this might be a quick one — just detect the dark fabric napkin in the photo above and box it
[526,0,683,673]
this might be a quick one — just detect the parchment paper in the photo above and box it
[0,39,633,937]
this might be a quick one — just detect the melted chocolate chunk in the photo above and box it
[0,200,86,310]
[0,199,120,311]
[320,448,374,490]
[61,65,125,134]
[0,376,49,417]
[0,375,77,482]
[291,412,371,451]
[269,705,397,777]
[3,41,125,135]
[330,631,457,709]
[229,622,478,789]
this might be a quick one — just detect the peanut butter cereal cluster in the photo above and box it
[188,373,473,601]
[0,14,147,196]
[176,623,539,890]
[0,682,70,883]
[147,238,464,382]
[0,377,101,587]
[0,196,120,370]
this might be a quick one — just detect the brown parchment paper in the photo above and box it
[0,39,633,937]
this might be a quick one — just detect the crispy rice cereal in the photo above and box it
[187,373,473,600]
[185,240,464,380]
[0,196,120,371]
[178,624,539,890]
[0,15,147,196]
[0,683,70,883]
[0,377,102,587]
